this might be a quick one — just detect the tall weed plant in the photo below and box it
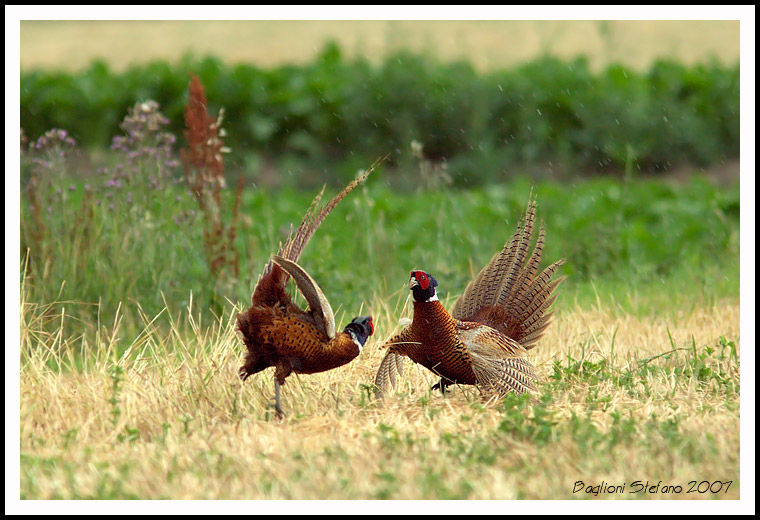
[21,87,245,345]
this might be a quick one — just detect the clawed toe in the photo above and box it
[431,379,450,394]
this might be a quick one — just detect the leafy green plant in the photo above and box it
[21,45,739,185]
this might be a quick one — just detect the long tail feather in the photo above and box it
[252,160,380,306]
[491,200,537,309]
[451,197,564,349]
[453,199,537,321]
[271,255,336,339]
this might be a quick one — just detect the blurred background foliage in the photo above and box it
[21,41,739,189]
[19,29,740,349]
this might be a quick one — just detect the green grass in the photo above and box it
[18,159,741,500]
[21,171,739,351]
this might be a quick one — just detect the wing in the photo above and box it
[457,321,537,395]
[374,351,407,399]
[373,327,417,398]
[456,320,528,357]
[471,354,538,395]
[271,255,336,339]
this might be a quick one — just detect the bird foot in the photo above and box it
[431,380,449,394]
[267,402,286,420]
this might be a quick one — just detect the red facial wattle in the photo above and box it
[416,271,430,290]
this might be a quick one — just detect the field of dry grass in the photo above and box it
[20,20,739,72]
[20,283,740,500]
[14,17,745,504]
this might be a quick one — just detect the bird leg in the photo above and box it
[273,378,285,419]
[431,378,452,395]
[271,363,292,419]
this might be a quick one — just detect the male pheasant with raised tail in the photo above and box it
[374,197,565,398]
[237,167,376,417]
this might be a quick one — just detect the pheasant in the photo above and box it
[374,198,565,398]
[237,168,375,417]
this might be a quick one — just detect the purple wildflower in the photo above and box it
[27,128,78,178]
[107,100,179,189]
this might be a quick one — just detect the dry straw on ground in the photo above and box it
[20,285,740,500]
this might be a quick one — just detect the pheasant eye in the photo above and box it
[418,273,430,290]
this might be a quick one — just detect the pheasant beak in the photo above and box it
[408,276,419,289]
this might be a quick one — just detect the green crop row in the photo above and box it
[21,42,739,185]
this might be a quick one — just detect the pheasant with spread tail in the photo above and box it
[237,169,375,417]
[374,198,565,398]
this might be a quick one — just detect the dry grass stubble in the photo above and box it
[20,290,740,499]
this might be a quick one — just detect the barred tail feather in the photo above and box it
[453,199,538,322]
[490,201,537,310]
[251,163,378,306]
[451,196,564,350]
[499,222,545,311]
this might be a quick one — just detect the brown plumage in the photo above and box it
[237,168,376,417]
[375,198,565,398]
